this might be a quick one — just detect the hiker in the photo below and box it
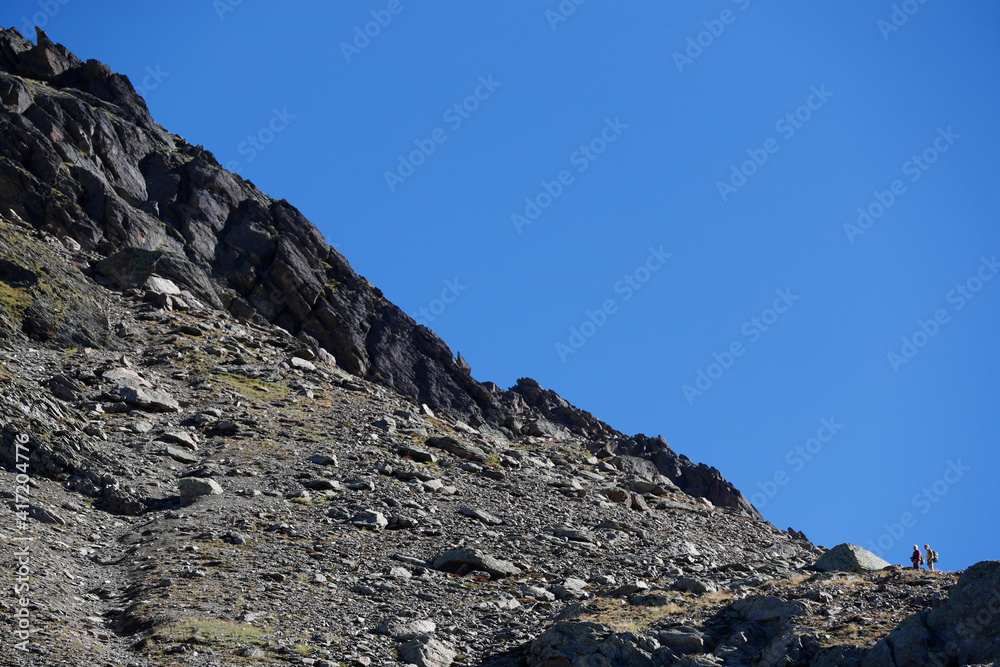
[925,544,938,571]
[910,545,923,570]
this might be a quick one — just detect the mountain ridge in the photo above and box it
[0,26,757,519]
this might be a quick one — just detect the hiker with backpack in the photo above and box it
[924,544,939,571]
[910,545,923,570]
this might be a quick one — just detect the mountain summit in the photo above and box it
[1,27,997,667]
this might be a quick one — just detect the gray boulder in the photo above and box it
[432,547,519,579]
[656,626,704,654]
[459,507,502,526]
[120,386,180,412]
[350,509,388,531]
[425,436,490,464]
[177,477,223,499]
[527,621,657,667]
[376,617,436,641]
[397,635,456,667]
[813,543,890,573]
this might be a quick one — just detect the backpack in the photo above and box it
[929,550,939,562]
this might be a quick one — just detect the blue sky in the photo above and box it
[6,0,998,570]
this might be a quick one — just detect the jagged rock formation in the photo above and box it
[0,26,756,517]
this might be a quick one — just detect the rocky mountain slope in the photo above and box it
[0,27,997,667]
[0,25,754,519]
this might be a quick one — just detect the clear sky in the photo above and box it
[6,1,997,571]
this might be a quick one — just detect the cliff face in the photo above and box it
[0,26,757,517]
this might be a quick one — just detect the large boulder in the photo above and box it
[527,621,659,667]
[397,635,456,667]
[813,543,890,573]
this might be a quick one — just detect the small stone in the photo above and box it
[673,577,715,595]
[160,431,198,450]
[120,386,180,412]
[520,585,555,602]
[177,477,223,499]
[377,617,437,641]
[289,356,316,372]
[399,445,437,464]
[553,577,589,600]
[29,505,67,525]
[459,507,502,526]
[206,420,240,436]
[347,479,375,492]
[164,446,199,464]
[303,479,342,491]
[373,417,396,433]
[350,509,388,531]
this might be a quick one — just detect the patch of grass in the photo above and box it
[691,590,735,608]
[818,622,867,648]
[212,371,291,402]
[575,598,684,633]
[0,281,32,323]
[762,572,812,588]
[154,619,265,649]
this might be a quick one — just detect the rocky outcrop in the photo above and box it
[864,561,1000,667]
[620,432,760,518]
[0,26,496,426]
[508,378,761,518]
